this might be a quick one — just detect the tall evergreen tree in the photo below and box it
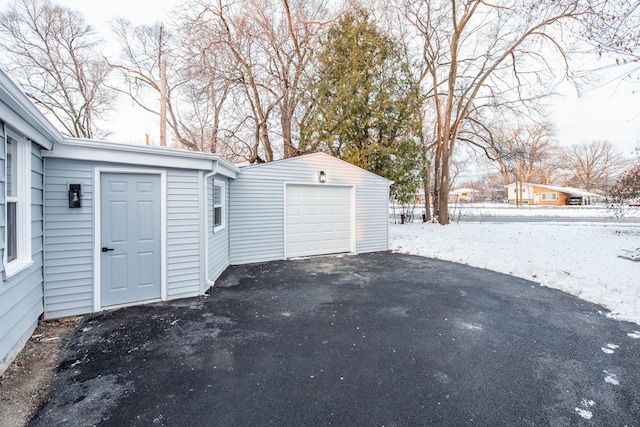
[300,9,422,201]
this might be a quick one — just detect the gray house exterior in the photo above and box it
[0,69,390,374]
[42,140,238,319]
[0,70,61,373]
[229,153,390,264]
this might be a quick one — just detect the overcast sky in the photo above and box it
[2,0,639,156]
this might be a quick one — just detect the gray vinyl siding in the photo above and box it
[0,125,4,269]
[43,158,93,318]
[0,140,45,368]
[207,175,230,283]
[43,161,206,317]
[166,169,202,299]
[229,153,389,265]
[229,175,284,264]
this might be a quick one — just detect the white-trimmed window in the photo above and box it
[213,181,225,231]
[4,131,32,278]
[541,192,557,201]
[511,187,527,197]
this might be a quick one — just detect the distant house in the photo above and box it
[506,182,601,206]
[448,188,480,203]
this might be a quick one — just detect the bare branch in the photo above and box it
[0,0,113,138]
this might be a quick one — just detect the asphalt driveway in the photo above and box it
[31,252,640,426]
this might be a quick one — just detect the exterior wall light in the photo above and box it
[68,183,82,208]
[319,171,327,183]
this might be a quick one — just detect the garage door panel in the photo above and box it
[321,206,335,215]
[286,185,352,258]
[288,206,302,216]
[333,224,349,233]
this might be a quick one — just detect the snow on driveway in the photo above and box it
[390,221,640,325]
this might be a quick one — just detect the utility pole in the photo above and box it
[159,24,167,147]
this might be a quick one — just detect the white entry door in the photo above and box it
[100,173,161,307]
[285,184,352,258]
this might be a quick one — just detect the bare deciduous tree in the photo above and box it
[256,0,330,158]
[563,140,629,191]
[399,0,598,224]
[183,0,332,162]
[485,122,558,186]
[109,20,183,147]
[186,0,277,162]
[109,17,240,155]
[175,14,238,155]
[582,0,640,67]
[0,0,112,138]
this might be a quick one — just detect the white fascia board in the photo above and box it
[44,141,214,170]
[0,70,62,148]
[44,138,240,174]
[215,161,238,179]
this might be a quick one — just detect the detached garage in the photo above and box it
[229,153,390,264]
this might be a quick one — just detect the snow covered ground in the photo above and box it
[390,219,640,326]
[389,202,640,220]
[449,203,640,219]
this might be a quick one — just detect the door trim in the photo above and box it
[93,167,167,312]
[283,183,356,259]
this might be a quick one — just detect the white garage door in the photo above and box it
[286,184,352,258]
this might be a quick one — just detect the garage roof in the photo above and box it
[237,152,391,183]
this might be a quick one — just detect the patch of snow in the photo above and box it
[459,322,483,330]
[603,370,620,385]
[574,398,596,420]
[627,331,640,339]
[390,222,640,325]
[575,408,593,419]
[601,347,615,354]
[606,343,620,349]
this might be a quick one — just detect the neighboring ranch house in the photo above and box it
[506,182,601,206]
[0,70,390,373]
[448,188,480,203]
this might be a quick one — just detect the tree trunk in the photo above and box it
[422,150,431,222]
[432,141,442,222]
[281,110,296,158]
[437,156,450,224]
[433,138,451,225]
[260,121,273,162]
[422,184,431,223]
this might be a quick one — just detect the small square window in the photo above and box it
[214,185,222,227]
[211,180,225,232]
